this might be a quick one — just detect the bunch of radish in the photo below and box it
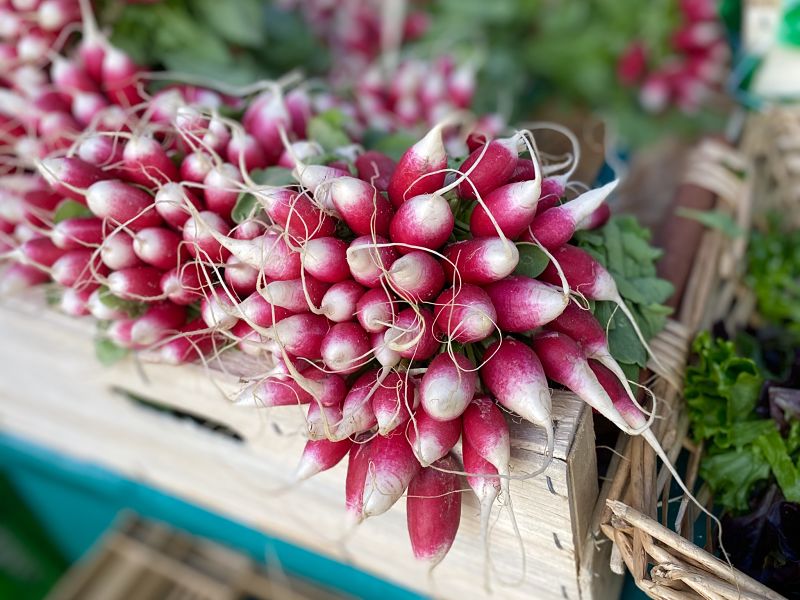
[617,0,728,114]
[0,0,704,576]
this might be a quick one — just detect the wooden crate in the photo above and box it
[46,514,349,600]
[0,290,648,600]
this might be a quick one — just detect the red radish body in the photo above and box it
[470,180,541,239]
[406,455,461,564]
[160,263,206,305]
[305,398,342,440]
[223,255,259,297]
[132,227,184,270]
[356,287,395,332]
[76,134,122,169]
[101,47,142,106]
[463,395,511,497]
[268,312,330,359]
[201,290,237,330]
[387,122,448,207]
[278,140,322,169]
[360,430,420,519]
[242,89,289,163]
[263,276,328,312]
[60,286,96,316]
[72,92,110,127]
[302,237,349,282]
[507,158,536,183]
[347,235,397,287]
[130,301,186,345]
[345,436,374,522]
[239,292,293,328]
[320,281,364,322]
[86,180,162,231]
[372,371,418,435]
[37,157,109,202]
[337,369,381,440]
[320,322,370,374]
[51,57,97,94]
[304,369,348,408]
[261,189,334,241]
[51,249,107,287]
[201,231,300,279]
[180,152,212,184]
[154,183,202,229]
[236,376,313,408]
[539,244,617,300]
[385,307,438,360]
[296,438,353,480]
[524,180,618,249]
[100,232,141,270]
[386,250,444,302]
[355,150,395,192]
[227,132,268,171]
[51,217,103,249]
[407,408,460,466]
[456,135,519,200]
[182,211,231,263]
[589,360,647,430]
[233,220,266,240]
[481,338,554,457]
[292,164,348,197]
[577,203,611,231]
[372,331,401,368]
[203,163,243,220]
[0,262,49,294]
[388,193,453,253]
[462,433,500,574]
[484,275,568,332]
[107,318,136,349]
[107,266,163,300]
[156,318,216,365]
[442,238,519,285]
[420,352,477,421]
[18,237,65,268]
[324,176,392,237]
[433,284,497,343]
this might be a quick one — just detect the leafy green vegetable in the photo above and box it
[95,338,129,367]
[96,286,146,318]
[513,244,549,279]
[676,208,744,238]
[53,200,92,223]
[251,167,296,187]
[685,333,800,510]
[574,215,674,377]
[307,110,351,152]
[231,193,260,224]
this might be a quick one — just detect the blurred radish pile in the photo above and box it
[0,0,682,572]
[617,0,728,114]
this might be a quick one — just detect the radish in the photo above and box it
[16,237,65,268]
[223,254,259,297]
[406,454,461,564]
[76,134,122,169]
[292,163,349,197]
[51,56,97,94]
[301,237,349,282]
[87,288,128,321]
[132,227,184,270]
[100,232,141,270]
[484,275,568,332]
[388,193,453,253]
[345,436,374,523]
[322,176,392,237]
[535,179,565,217]
[356,287,395,332]
[433,284,497,343]
[576,203,611,231]
[242,88,290,163]
[371,331,401,368]
[60,285,96,316]
[442,238,519,285]
[507,158,536,183]
[359,429,420,519]
[51,217,103,249]
[523,180,618,249]
[180,152,213,184]
[51,249,107,288]
[420,352,477,421]
[355,150,395,192]
[193,228,301,280]
[101,46,142,106]
[320,280,364,322]
[462,432,500,580]
[154,183,202,229]
[130,301,186,345]
[481,337,554,460]
[267,312,330,359]
[239,292,293,328]
[0,262,49,294]
[463,395,511,503]
[231,320,262,356]
[538,244,659,367]
[304,369,348,408]
[337,369,381,440]
[182,211,231,263]
[37,156,109,202]
[407,407,461,466]
[236,376,313,408]
[387,121,448,207]
[263,276,328,312]
[346,235,397,287]
[259,188,334,241]
[320,322,371,374]
[306,397,343,440]
[469,179,541,239]
[86,180,162,231]
[386,250,445,302]
[200,290,238,330]
[107,266,163,300]
[456,134,520,200]
[232,219,266,240]
[589,360,651,432]
[107,318,136,349]
[372,371,418,435]
[277,140,323,169]
[227,131,268,171]
[157,318,217,365]
[38,0,79,31]
[160,263,206,305]
[385,307,438,361]
[203,163,243,220]
[295,438,353,481]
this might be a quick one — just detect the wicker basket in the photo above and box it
[591,135,789,600]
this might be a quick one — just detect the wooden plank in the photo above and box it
[0,299,598,600]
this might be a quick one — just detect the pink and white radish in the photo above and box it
[160,262,206,305]
[132,227,184,270]
[407,407,461,466]
[456,134,520,200]
[301,236,350,283]
[385,307,438,361]
[388,193,453,253]
[223,254,259,297]
[107,266,164,301]
[442,238,519,285]
[484,275,568,332]
[320,280,364,322]
[262,275,328,312]
[386,250,445,302]
[130,301,186,346]
[372,371,418,435]
[85,180,162,231]
[51,217,103,250]
[387,120,449,207]
[469,179,541,239]
[154,183,202,229]
[433,284,497,343]
[336,369,381,440]
[420,352,477,421]
[295,438,353,481]
[346,235,397,287]
[319,321,371,374]
[358,429,420,519]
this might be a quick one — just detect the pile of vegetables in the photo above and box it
[0,0,689,575]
